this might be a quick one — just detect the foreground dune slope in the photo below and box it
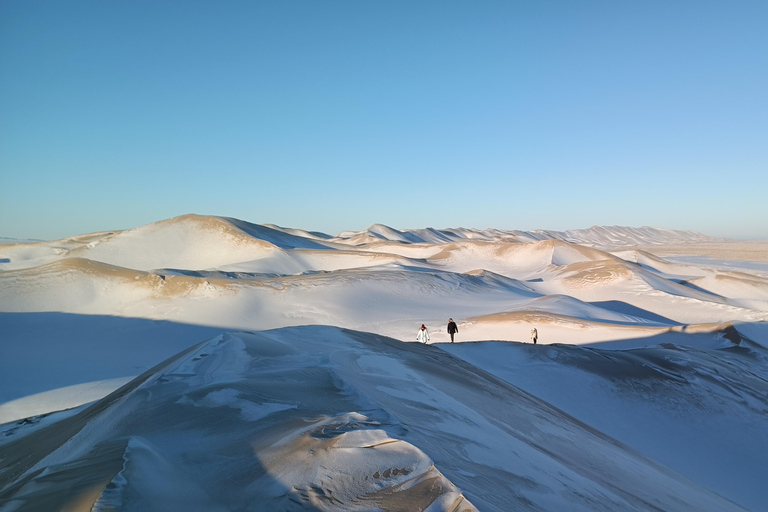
[0,327,745,512]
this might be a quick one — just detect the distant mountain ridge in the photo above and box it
[332,224,722,247]
[0,216,723,249]
[0,237,44,245]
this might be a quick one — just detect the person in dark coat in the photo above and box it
[447,318,458,342]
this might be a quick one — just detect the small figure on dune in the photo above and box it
[416,324,430,344]
[531,327,538,345]
[447,318,458,343]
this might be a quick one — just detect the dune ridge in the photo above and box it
[0,328,750,511]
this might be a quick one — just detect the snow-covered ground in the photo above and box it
[1,215,767,510]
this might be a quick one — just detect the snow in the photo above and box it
[0,377,133,425]
[0,328,750,511]
[1,214,767,510]
[332,224,721,247]
[441,339,768,512]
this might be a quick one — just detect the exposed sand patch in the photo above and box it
[428,241,521,261]
[428,240,624,275]
[0,258,237,299]
[40,257,147,279]
[146,213,251,240]
[558,260,636,285]
[538,239,623,265]
[468,310,660,330]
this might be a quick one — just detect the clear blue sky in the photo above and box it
[2,1,766,240]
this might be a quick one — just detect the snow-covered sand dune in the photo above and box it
[0,328,750,511]
[333,224,721,247]
[443,332,768,512]
[2,214,767,510]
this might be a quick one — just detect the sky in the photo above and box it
[1,1,766,240]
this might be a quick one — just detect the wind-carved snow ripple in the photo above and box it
[255,411,472,511]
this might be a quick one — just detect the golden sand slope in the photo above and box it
[1,258,237,298]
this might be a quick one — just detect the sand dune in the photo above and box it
[424,239,623,280]
[333,224,720,248]
[688,273,768,301]
[0,258,239,313]
[67,215,283,271]
[463,310,669,345]
[3,217,766,336]
[226,217,339,250]
[2,216,768,510]
[555,259,727,304]
[463,308,748,346]
[221,247,420,274]
[442,330,768,511]
[0,215,285,272]
[611,248,708,277]
[553,225,719,246]
[0,327,748,511]
[557,259,637,285]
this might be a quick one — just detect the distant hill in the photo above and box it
[332,224,722,247]
[0,237,44,245]
[2,220,723,249]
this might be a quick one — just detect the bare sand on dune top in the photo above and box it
[0,258,238,297]
[425,239,622,269]
[464,310,741,344]
[466,310,666,331]
[556,260,637,282]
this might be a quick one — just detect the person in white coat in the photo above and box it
[416,324,430,344]
[531,327,538,345]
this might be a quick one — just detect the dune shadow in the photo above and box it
[578,324,766,353]
[227,217,333,250]
[676,280,726,297]
[0,312,232,405]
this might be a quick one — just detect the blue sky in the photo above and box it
[1,1,766,240]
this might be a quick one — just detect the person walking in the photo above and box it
[531,327,538,345]
[447,318,458,343]
[416,324,430,344]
